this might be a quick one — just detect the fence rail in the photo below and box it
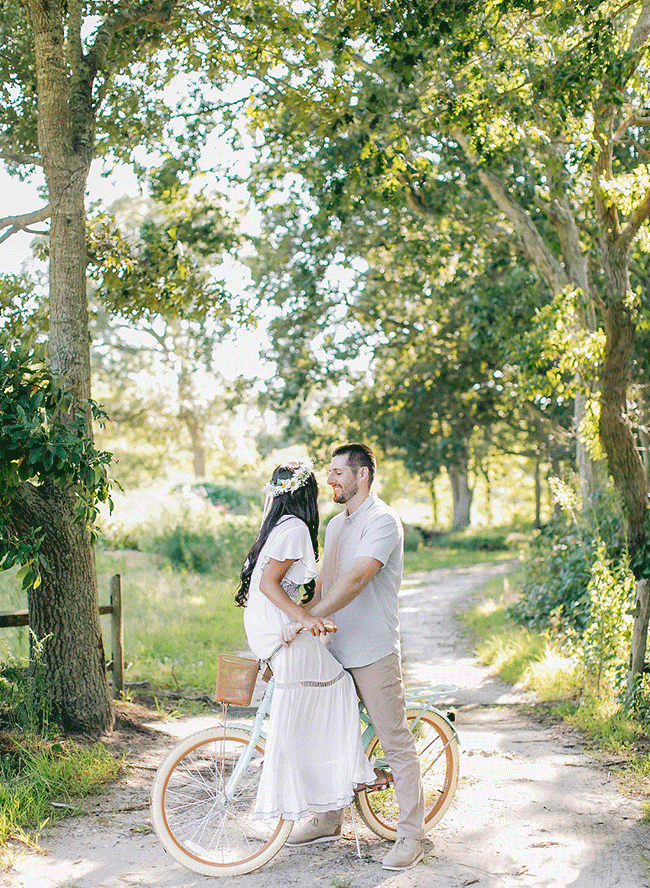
[0,573,125,698]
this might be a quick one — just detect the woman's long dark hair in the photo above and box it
[235,464,319,607]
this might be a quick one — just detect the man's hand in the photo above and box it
[280,618,338,647]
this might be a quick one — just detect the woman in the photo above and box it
[236,457,376,822]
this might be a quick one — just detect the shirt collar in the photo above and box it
[345,492,375,522]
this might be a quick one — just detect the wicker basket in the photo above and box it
[215,655,260,706]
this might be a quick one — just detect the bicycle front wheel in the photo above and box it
[150,726,293,876]
[356,708,459,840]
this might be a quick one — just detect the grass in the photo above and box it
[104,529,513,696]
[462,570,650,819]
[461,573,549,684]
[0,524,518,700]
[0,547,248,699]
[0,736,120,848]
[97,548,247,695]
[404,545,513,573]
[403,524,519,573]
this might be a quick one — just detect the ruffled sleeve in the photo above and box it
[260,516,318,585]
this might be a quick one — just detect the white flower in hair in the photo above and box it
[263,456,315,498]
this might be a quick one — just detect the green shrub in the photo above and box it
[193,483,256,515]
[101,521,142,551]
[0,633,53,735]
[147,514,257,575]
[510,485,626,633]
[418,527,510,552]
[449,533,509,552]
[510,519,595,631]
[403,525,421,553]
[579,543,634,695]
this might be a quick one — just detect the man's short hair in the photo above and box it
[332,443,376,485]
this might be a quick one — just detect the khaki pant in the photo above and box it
[318,655,425,838]
[350,654,425,839]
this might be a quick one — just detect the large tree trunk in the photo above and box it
[600,300,648,548]
[593,2,650,696]
[26,0,113,732]
[598,249,650,695]
[13,483,112,732]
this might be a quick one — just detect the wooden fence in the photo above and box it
[0,573,124,698]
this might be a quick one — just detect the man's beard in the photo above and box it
[334,481,358,504]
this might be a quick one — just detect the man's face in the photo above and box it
[327,454,358,504]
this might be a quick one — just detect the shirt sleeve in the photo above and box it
[260,517,318,584]
[355,512,401,566]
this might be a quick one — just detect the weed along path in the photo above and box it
[6,562,650,888]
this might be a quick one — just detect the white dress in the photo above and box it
[243,516,375,820]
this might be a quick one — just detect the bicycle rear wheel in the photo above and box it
[356,708,459,839]
[150,726,293,876]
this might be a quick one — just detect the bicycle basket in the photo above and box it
[215,655,260,706]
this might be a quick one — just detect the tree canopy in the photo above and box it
[2,0,650,723]
[206,0,650,685]
[0,0,270,731]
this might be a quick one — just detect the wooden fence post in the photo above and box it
[110,574,124,699]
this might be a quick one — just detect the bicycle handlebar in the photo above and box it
[266,622,336,662]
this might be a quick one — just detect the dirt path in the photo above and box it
[5,562,650,888]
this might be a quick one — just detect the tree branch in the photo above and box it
[66,0,84,74]
[313,31,390,81]
[629,259,650,290]
[618,187,650,254]
[613,112,650,142]
[0,205,51,244]
[452,129,570,295]
[86,0,179,82]
[0,149,43,167]
[629,0,650,52]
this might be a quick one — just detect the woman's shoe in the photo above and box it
[285,813,343,846]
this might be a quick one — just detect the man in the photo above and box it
[287,443,425,871]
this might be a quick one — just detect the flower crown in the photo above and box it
[263,457,315,498]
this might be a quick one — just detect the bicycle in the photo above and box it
[150,652,460,877]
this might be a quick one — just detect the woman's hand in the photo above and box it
[280,621,302,647]
[280,617,337,648]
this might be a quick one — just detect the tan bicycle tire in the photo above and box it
[356,708,459,839]
[150,725,293,876]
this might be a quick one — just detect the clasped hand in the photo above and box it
[280,616,337,647]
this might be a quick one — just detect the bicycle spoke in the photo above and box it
[356,708,459,838]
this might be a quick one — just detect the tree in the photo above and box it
[90,308,238,481]
[88,188,244,481]
[0,0,251,731]
[216,0,650,689]
[0,337,113,730]
[255,197,568,528]
[233,75,575,528]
